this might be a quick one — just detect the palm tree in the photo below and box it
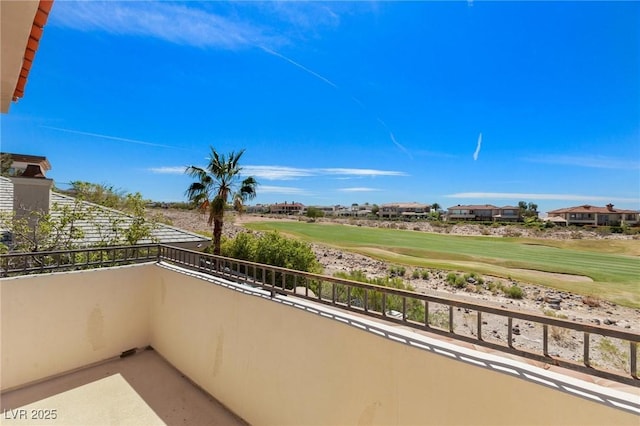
[185,148,257,255]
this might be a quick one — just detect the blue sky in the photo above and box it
[3,1,639,214]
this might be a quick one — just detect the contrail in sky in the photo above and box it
[260,47,411,158]
[260,46,338,89]
[41,126,181,149]
[473,132,482,160]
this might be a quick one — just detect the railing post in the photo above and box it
[477,311,483,340]
[543,324,549,356]
[424,301,429,328]
[631,341,638,379]
[402,297,407,321]
[382,293,387,317]
[449,305,454,333]
[508,317,513,348]
[584,332,590,367]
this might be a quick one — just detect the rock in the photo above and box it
[604,318,616,326]
[512,325,521,335]
[593,319,601,325]
[549,303,561,310]
[545,295,562,304]
[467,277,477,284]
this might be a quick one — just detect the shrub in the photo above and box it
[503,285,524,299]
[389,265,406,277]
[446,272,457,285]
[421,270,430,279]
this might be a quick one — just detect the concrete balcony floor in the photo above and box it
[0,348,248,426]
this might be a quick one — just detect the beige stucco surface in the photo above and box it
[1,374,164,426]
[150,266,639,426]
[1,263,638,425]
[1,264,152,390]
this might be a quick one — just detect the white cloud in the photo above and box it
[525,154,640,170]
[320,168,407,177]
[51,2,284,50]
[259,185,310,195]
[446,192,640,202]
[148,164,407,180]
[338,187,380,192]
[242,166,314,180]
[148,166,186,175]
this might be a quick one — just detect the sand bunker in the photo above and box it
[511,268,593,282]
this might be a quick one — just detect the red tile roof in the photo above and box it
[12,1,54,102]
[547,205,639,214]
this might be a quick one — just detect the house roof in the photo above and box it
[1,1,54,112]
[380,202,429,208]
[447,204,499,210]
[0,177,209,247]
[271,202,304,208]
[547,205,639,215]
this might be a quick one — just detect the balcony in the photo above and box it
[1,246,639,425]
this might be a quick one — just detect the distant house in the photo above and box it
[269,202,305,215]
[447,204,499,221]
[378,202,430,219]
[546,204,639,226]
[336,204,372,217]
[446,204,531,222]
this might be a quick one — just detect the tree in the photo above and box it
[0,153,13,176]
[185,148,257,255]
[306,206,324,219]
[431,202,441,211]
[518,200,539,219]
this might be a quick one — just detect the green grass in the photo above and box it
[244,221,640,308]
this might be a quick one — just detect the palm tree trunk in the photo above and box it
[212,217,223,256]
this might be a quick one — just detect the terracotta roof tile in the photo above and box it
[12,1,54,103]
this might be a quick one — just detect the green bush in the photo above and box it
[218,231,321,289]
[504,285,524,299]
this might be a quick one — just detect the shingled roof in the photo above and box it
[0,177,209,249]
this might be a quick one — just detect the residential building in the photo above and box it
[547,204,640,226]
[269,201,305,215]
[446,204,535,222]
[0,153,210,250]
[378,202,430,219]
[447,204,499,221]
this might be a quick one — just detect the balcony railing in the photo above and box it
[0,245,159,276]
[1,244,638,386]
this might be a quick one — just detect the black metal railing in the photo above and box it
[0,244,159,276]
[1,244,638,386]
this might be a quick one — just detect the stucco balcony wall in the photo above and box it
[1,263,638,425]
[1,264,153,391]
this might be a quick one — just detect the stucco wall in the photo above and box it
[150,267,638,426]
[1,264,154,390]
